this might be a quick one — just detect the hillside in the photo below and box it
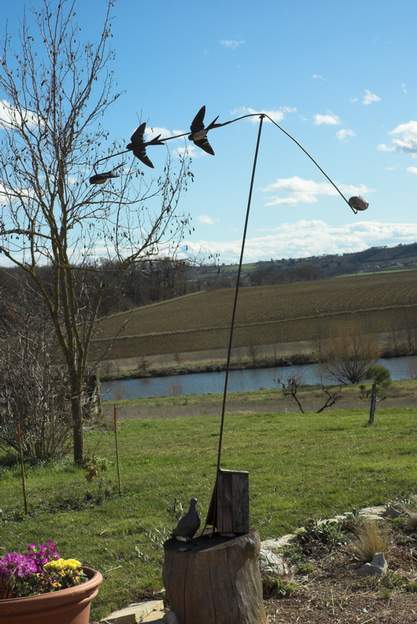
[189,242,417,288]
[92,269,417,377]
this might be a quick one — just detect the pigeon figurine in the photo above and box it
[348,195,369,212]
[188,106,220,155]
[171,497,200,542]
[126,122,164,168]
[89,164,123,185]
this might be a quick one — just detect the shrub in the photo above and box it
[296,519,347,555]
[0,331,72,461]
[365,365,391,387]
[262,576,299,599]
[350,520,390,562]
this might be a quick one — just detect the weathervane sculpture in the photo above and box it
[91,106,369,535]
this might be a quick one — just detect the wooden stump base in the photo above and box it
[163,530,266,624]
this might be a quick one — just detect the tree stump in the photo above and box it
[163,530,266,624]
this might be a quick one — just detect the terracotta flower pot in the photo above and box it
[0,567,103,624]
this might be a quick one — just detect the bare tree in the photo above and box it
[278,374,305,413]
[278,374,342,414]
[318,329,379,385]
[0,0,192,464]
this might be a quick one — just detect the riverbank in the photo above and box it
[101,378,417,421]
[98,336,417,382]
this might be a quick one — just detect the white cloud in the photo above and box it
[407,166,417,176]
[174,143,200,159]
[262,176,372,207]
[401,83,408,95]
[362,89,381,105]
[232,106,297,124]
[220,39,245,49]
[336,128,355,141]
[350,97,359,104]
[0,99,39,129]
[184,220,417,263]
[314,113,341,126]
[312,73,325,80]
[377,143,395,152]
[389,120,417,154]
[144,126,184,140]
[198,214,217,225]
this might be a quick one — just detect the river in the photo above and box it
[101,355,417,401]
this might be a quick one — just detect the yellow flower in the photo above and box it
[44,558,82,573]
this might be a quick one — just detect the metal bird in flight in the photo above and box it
[126,122,164,168]
[89,163,124,185]
[188,106,220,155]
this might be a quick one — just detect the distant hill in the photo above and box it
[187,242,417,288]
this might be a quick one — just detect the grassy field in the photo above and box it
[2,405,417,618]
[91,269,417,361]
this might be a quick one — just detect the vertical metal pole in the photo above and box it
[17,424,28,515]
[215,115,265,477]
[113,405,122,495]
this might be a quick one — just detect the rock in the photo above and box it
[261,533,295,552]
[102,600,164,624]
[259,548,289,577]
[358,506,386,521]
[164,613,179,624]
[358,553,388,577]
[384,504,403,518]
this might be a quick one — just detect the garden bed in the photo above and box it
[264,506,417,624]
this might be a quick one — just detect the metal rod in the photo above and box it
[94,149,130,169]
[16,424,28,515]
[215,114,265,478]
[113,404,122,496]
[264,114,356,213]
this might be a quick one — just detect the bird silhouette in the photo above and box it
[348,196,369,212]
[171,497,200,542]
[89,165,123,185]
[188,106,220,155]
[126,122,164,168]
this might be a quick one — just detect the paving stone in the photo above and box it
[141,608,166,622]
[101,600,164,624]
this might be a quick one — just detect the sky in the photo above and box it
[1,0,417,263]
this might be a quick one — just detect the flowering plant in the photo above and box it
[0,542,87,599]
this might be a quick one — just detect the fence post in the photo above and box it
[16,423,28,515]
[113,405,122,495]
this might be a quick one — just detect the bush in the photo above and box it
[365,365,391,386]
[296,519,347,555]
[0,331,72,461]
[350,520,390,562]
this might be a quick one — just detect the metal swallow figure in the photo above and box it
[126,122,164,168]
[188,106,220,155]
[89,163,124,185]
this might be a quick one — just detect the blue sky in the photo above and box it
[2,0,417,262]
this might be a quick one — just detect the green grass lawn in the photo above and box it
[1,407,417,619]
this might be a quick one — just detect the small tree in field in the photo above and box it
[319,329,379,385]
[0,0,192,464]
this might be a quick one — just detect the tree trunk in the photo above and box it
[368,382,377,426]
[163,531,266,624]
[71,381,84,465]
